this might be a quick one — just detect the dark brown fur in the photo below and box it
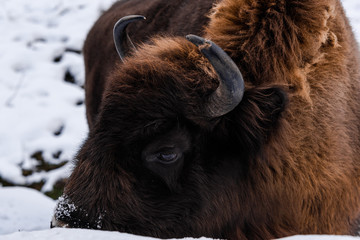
[54,0,360,239]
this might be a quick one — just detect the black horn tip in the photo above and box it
[186,34,208,47]
[113,15,146,61]
[114,15,146,26]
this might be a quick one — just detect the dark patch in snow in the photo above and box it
[61,36,69,42]
[75,99,84,106]
[64,69,76,84]
[53,48,81,63]
[54,124,64,136]
[59,8,71,17]
[65,48,81,54]
[0,176,15,187]
[22,169,33,177]
[52,150,62,159]
[53,55,62,63]
[27,38,47,48]
[31,150,45,162]
[29,150,68,172]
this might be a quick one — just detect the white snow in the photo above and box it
[0,0,359,239]
[2,230,360,240]
[0,0,116,190]
[0,187,55,235]
[0,228,214,240]
[342,0,360,42]
[279,236,360,240]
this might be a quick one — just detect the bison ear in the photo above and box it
[245,86,288,126]
[218,86,288,155]
[113,15,146,61]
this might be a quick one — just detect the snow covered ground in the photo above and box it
[0,0,360,239]
[1,228,212,240]
[1,228,169,240]
[0,0,117,193]
[2,229,359,240]
[0,187,55,235]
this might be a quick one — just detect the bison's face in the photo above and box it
[51,34,287,238]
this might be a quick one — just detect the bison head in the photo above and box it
[52,16,288,239]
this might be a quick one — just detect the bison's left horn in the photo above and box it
[113,15,146,62]
[186,34,245,118]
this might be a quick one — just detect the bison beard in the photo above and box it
[52,0,360,239]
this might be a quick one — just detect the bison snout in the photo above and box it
[50,216,69,228]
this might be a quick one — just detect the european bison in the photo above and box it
[52,0,360,239]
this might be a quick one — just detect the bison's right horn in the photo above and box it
[113,15,146,62]
[186,35,245,118]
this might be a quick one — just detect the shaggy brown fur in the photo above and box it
[206,0,360,235]
[53,0,360,239]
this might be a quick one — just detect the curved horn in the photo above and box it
[113,15,146,62]
[186,34,245,118]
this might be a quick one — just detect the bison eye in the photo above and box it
[157,152,178,164]
[141,128,191,190]
[146,148,181,165]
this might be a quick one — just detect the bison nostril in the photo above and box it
[51,216,69,228]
